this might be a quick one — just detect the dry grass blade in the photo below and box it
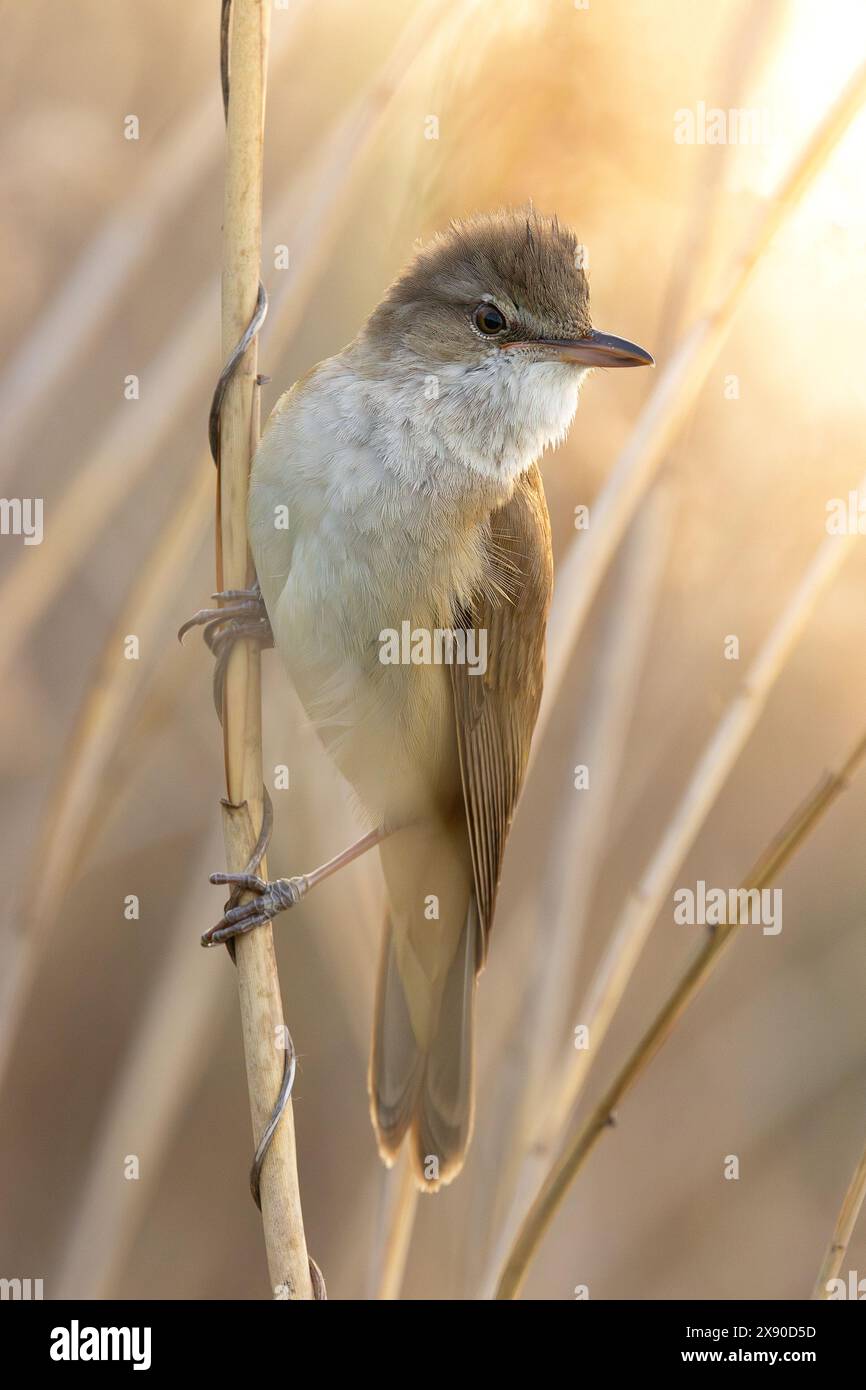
[0,465,212,1082]
[494,732,866,1298]
[230,0,453,368]
[369,1156,419,1300]
[533,476,865,1166]
[812,1133,866,1299]
[656,0,787,337]
[54,829,228,1298]
[534,487,673,1073]
[0,287,221,680]
[539,56,866,735]
[0,10,306,479]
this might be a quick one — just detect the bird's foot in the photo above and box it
[178,583,273,717]
[203,870,308,947]
[178,582,273,651]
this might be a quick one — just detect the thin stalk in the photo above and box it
[369,1157,419,1300]
[217,0,311,1298]
[494,732,866,1298]
[812,1133,866,1298]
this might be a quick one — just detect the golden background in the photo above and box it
[1,0,865,1299]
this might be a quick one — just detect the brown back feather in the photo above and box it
[450,463,553,966]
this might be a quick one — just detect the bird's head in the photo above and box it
[366,208,652,370]
[359,208,653,479]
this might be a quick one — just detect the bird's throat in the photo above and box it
[397,353,585,489]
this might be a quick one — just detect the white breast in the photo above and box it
[248,346,579,822]
[248,358,488,821]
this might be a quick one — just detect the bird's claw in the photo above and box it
[178,583,274,717]
[178,583,273,650]
[203,870,308,947]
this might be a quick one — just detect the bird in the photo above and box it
[208,208,652,1191]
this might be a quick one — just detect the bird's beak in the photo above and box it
[501,329,654,368]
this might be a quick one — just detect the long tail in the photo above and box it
[369,827,479,1191]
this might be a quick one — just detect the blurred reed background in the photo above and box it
[1,0,866,1300]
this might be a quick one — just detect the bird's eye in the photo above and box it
[473,302,508,335]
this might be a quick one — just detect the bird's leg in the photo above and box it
[203,825,388,947]
[178,582,274,717]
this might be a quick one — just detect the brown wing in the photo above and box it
[450,463,553,967]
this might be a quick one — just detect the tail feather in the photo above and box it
[369,902,478,1191]
[369,918,426,1163]
[412,900,477,1190]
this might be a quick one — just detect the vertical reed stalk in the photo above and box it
[217,0,312,1298]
